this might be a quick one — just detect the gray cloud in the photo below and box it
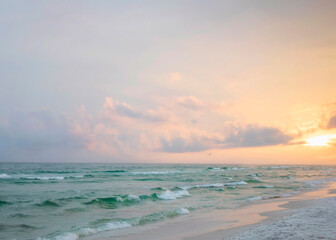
[104,98,164,122]
[115,103,163,122]
[0,100,295,161]
[176,96,205,110]
[327,115,336,129]
[159,136,212,153]
[0,110,87,161]
[223,125,292,148]
[157,125,293,153]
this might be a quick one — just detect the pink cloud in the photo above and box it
[0,96,302,162]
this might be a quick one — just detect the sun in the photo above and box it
[305,134,336,147]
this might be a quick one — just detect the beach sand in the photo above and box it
[227,196,336,240]
[98,181,336,240]
[201,181,336,240]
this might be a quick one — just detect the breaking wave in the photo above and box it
[36,200,61,208]
[181,181,248,190]
[37,207,191,240]
[0,173,86,181]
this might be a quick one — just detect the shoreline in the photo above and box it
[195,180,336,240]
[96,179,336,240]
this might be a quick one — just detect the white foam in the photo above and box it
[0,173,11,179]
[281,193,293,197]
[2,174,85,181]
[252,176,261,181]
[71,175,85,179]
[245,176,262,182]
[157,190,191,200]
[247,196,262,201]
[97,221,132,232]
[131,171,180,175]
[37,220,132,240]
[37,232,79,240]
[270,166,289,169]
[225,180,248,186]
[2,175,66,180]
[209,167,223,171]
[229,167,245,170]
[54,233,79,240]
[177,208,190,214]
[305,180,326,187]
[182,181,247,190]
[126,194,140,202]
[23,176,65,180]
[209,167,245,171]
[115,196,123,202]
[77,227,97,236]
[157,191,176,200]
[193,183,224,188]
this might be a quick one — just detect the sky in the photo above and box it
[1,0,336,164]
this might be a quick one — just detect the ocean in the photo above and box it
[0,163,335,240]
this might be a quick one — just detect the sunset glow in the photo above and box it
[0,1,336,164]
[305,135,336,147]
[2,2,336,240]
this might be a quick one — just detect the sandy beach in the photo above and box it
[97,180,336,240]
[227,197,336,240]
[206,181,336,240]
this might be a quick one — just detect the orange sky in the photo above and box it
[0,1,336,164]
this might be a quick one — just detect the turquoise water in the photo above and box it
[0,163,335,240]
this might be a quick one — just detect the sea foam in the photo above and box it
[130,171,181,175]
[0,174,85,181]
[177,208,190,214]
[126,194,140,202]
[0,173,11,179]
[247,196,263,201]
[157,190,191,200]
[37,232,79,240]
[39,207,191,240]
[182,181,248,190]
[96,221,132,232]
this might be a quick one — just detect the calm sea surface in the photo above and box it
[1,163,335,240]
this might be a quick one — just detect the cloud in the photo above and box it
[327,115,336,129]
[0,109,88,161]
[104,97,164,122]
[158,130,220,153]
[8,110,84,149]
[156,124,293,153]
[175,96,206,110]
[223,125,293,148]
[159,137,209,153]
[168,72,182,82]
[0,97,297,161]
